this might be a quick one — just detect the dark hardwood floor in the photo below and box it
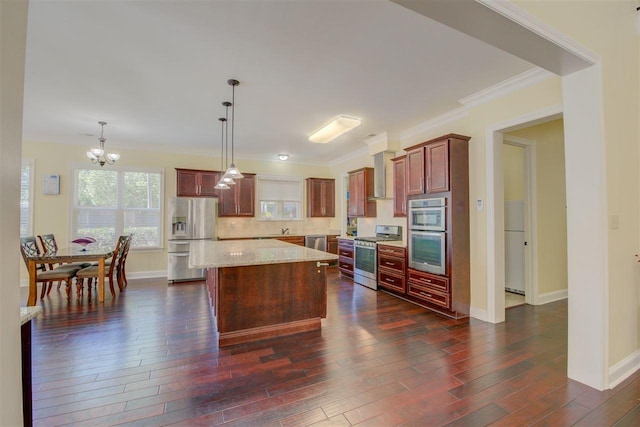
[22,269,639,426]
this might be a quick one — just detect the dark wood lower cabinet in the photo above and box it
[377,244,406,294]
[337,238,354,278]
[205,261,327,347]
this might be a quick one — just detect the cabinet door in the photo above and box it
[348,172,359,217]
[176,169,199,197]
[426,140,449,193]
[392,156,407,217]
[218,186,238,216]
[307,178,334,217]
[235,174,255,216]
[406,147,425,195]
[322,180,335,217]
[199,171,220,197]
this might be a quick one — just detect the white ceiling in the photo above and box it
[23,0,536,165]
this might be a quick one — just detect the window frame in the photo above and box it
[255,174,303,221]
[20,159,34,238]
[69,164,165,251]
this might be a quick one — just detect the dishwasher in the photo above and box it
[304,235,327,252]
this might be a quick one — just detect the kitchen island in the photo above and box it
[189,239,338,347]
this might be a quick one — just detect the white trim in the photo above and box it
[503,135,538,306]
[459,67,554,108]
[20,158,35,237]
[477,0,600,68]
[484,104,563,326]
[469,305,489,322]
[20,270,168,287]
[608,350,640,389]
[399,107,469,143]
[536,289,568,305]
[328,145,370,168]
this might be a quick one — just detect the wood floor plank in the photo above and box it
[21,271,639,426]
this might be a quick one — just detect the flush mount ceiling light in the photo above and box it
[308,115,362,144]
[278,154,289,161]
[86,121,120,167]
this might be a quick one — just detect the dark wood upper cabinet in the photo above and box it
[406,148,425,196]
[176,168,220,197]
[348,167,376,218]
[391,155,407,217]
[218,173,255,217]
[306,178,335,217]
[425,140,449,194]
[404,134,469,196]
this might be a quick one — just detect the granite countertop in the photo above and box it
[21,306,42,325]
[219,232,342,240]
[189,239,339,269]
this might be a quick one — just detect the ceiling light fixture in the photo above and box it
[87,121,120,166]
[214,117,230,190]
[308,115,362,144]
[222,79,244,180]
[278,154,289,161]
[219,101,235,186]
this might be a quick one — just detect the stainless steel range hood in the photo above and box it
[370,151,395,200]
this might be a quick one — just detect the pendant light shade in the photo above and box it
[223,79,244,180]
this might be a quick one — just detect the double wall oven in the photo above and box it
[354,225,402,290]
[408,197,447,276]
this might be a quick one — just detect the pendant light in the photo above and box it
[222,79,244,180]
[214,117,230,190]
[220,101,235,186]
[87,121,120,167]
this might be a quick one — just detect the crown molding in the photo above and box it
[458,67,554,108]
[399,107,469,142]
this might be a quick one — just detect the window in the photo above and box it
[256,175,302,220]
[20,159,34,237]
[71,166,164,250]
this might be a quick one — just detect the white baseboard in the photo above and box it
[469,306,489,322]
[535,289,568,305]
[20,270,168,287]
[609,350,640,389]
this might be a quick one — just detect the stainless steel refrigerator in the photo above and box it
[167,197,217,282]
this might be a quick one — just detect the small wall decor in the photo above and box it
[42,174,60,195]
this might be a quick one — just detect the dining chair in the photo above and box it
[20,236,81,299]
[116,234,133,291]
[76,235,127,297]
[38,234,92,294]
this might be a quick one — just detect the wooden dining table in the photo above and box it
[26,246,114,306]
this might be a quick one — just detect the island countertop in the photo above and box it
[189,239,338,269]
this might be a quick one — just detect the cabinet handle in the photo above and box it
[384,262,394,266]
[420,291,432,297]
[419,278,432,283]
[316,262,329,267]
[388,278,395,283]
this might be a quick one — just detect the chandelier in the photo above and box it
[87,121,120,166]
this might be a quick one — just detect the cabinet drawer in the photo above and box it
[378,255,405,274]
[338,248,354,259]
[377,245,406,258]
[407,270,449,293]
[339,260,354,271]
[378,271,405,293]
[408,282,450,309]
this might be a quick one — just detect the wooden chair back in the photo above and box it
[38,234,58,254]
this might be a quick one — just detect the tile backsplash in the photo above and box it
[216,217,341,238]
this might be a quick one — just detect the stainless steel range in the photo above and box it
[353,225,402,290]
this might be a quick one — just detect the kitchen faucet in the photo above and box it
[281,228,289,235]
